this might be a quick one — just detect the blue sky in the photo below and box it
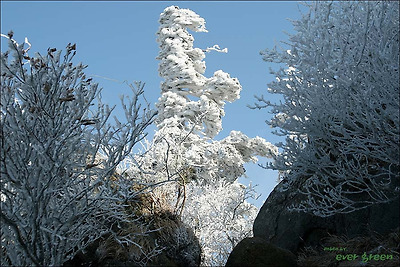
[1,1,305,208]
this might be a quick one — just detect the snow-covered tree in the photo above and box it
[253,1,399,217]
[182,180,259,266]
[125,6,277,266]
[154,5,277,182]
[0,33,156,266]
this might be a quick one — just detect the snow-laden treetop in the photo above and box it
[145,6,277,185]
[156,6,242,138]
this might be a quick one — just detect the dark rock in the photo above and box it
[253,181,400,254]
[225,237,297,267]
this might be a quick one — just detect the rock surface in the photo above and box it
[225,237,297,267]
[253,181,400,254]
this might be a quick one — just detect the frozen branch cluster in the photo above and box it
[254,1,399,217]
[0,33,156,266]
[125,6,278,266]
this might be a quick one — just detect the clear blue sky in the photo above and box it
[1,1,305,208]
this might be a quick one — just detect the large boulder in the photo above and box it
[253,181,400,254]
[225,237,297,267]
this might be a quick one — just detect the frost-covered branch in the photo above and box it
[0,34,156,266]
[253,1,399,217]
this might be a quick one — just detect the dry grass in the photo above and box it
[92,183,200,266]
[94,189,172,262]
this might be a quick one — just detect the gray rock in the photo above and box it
[253,181,400,254]
[225,237,297,267]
